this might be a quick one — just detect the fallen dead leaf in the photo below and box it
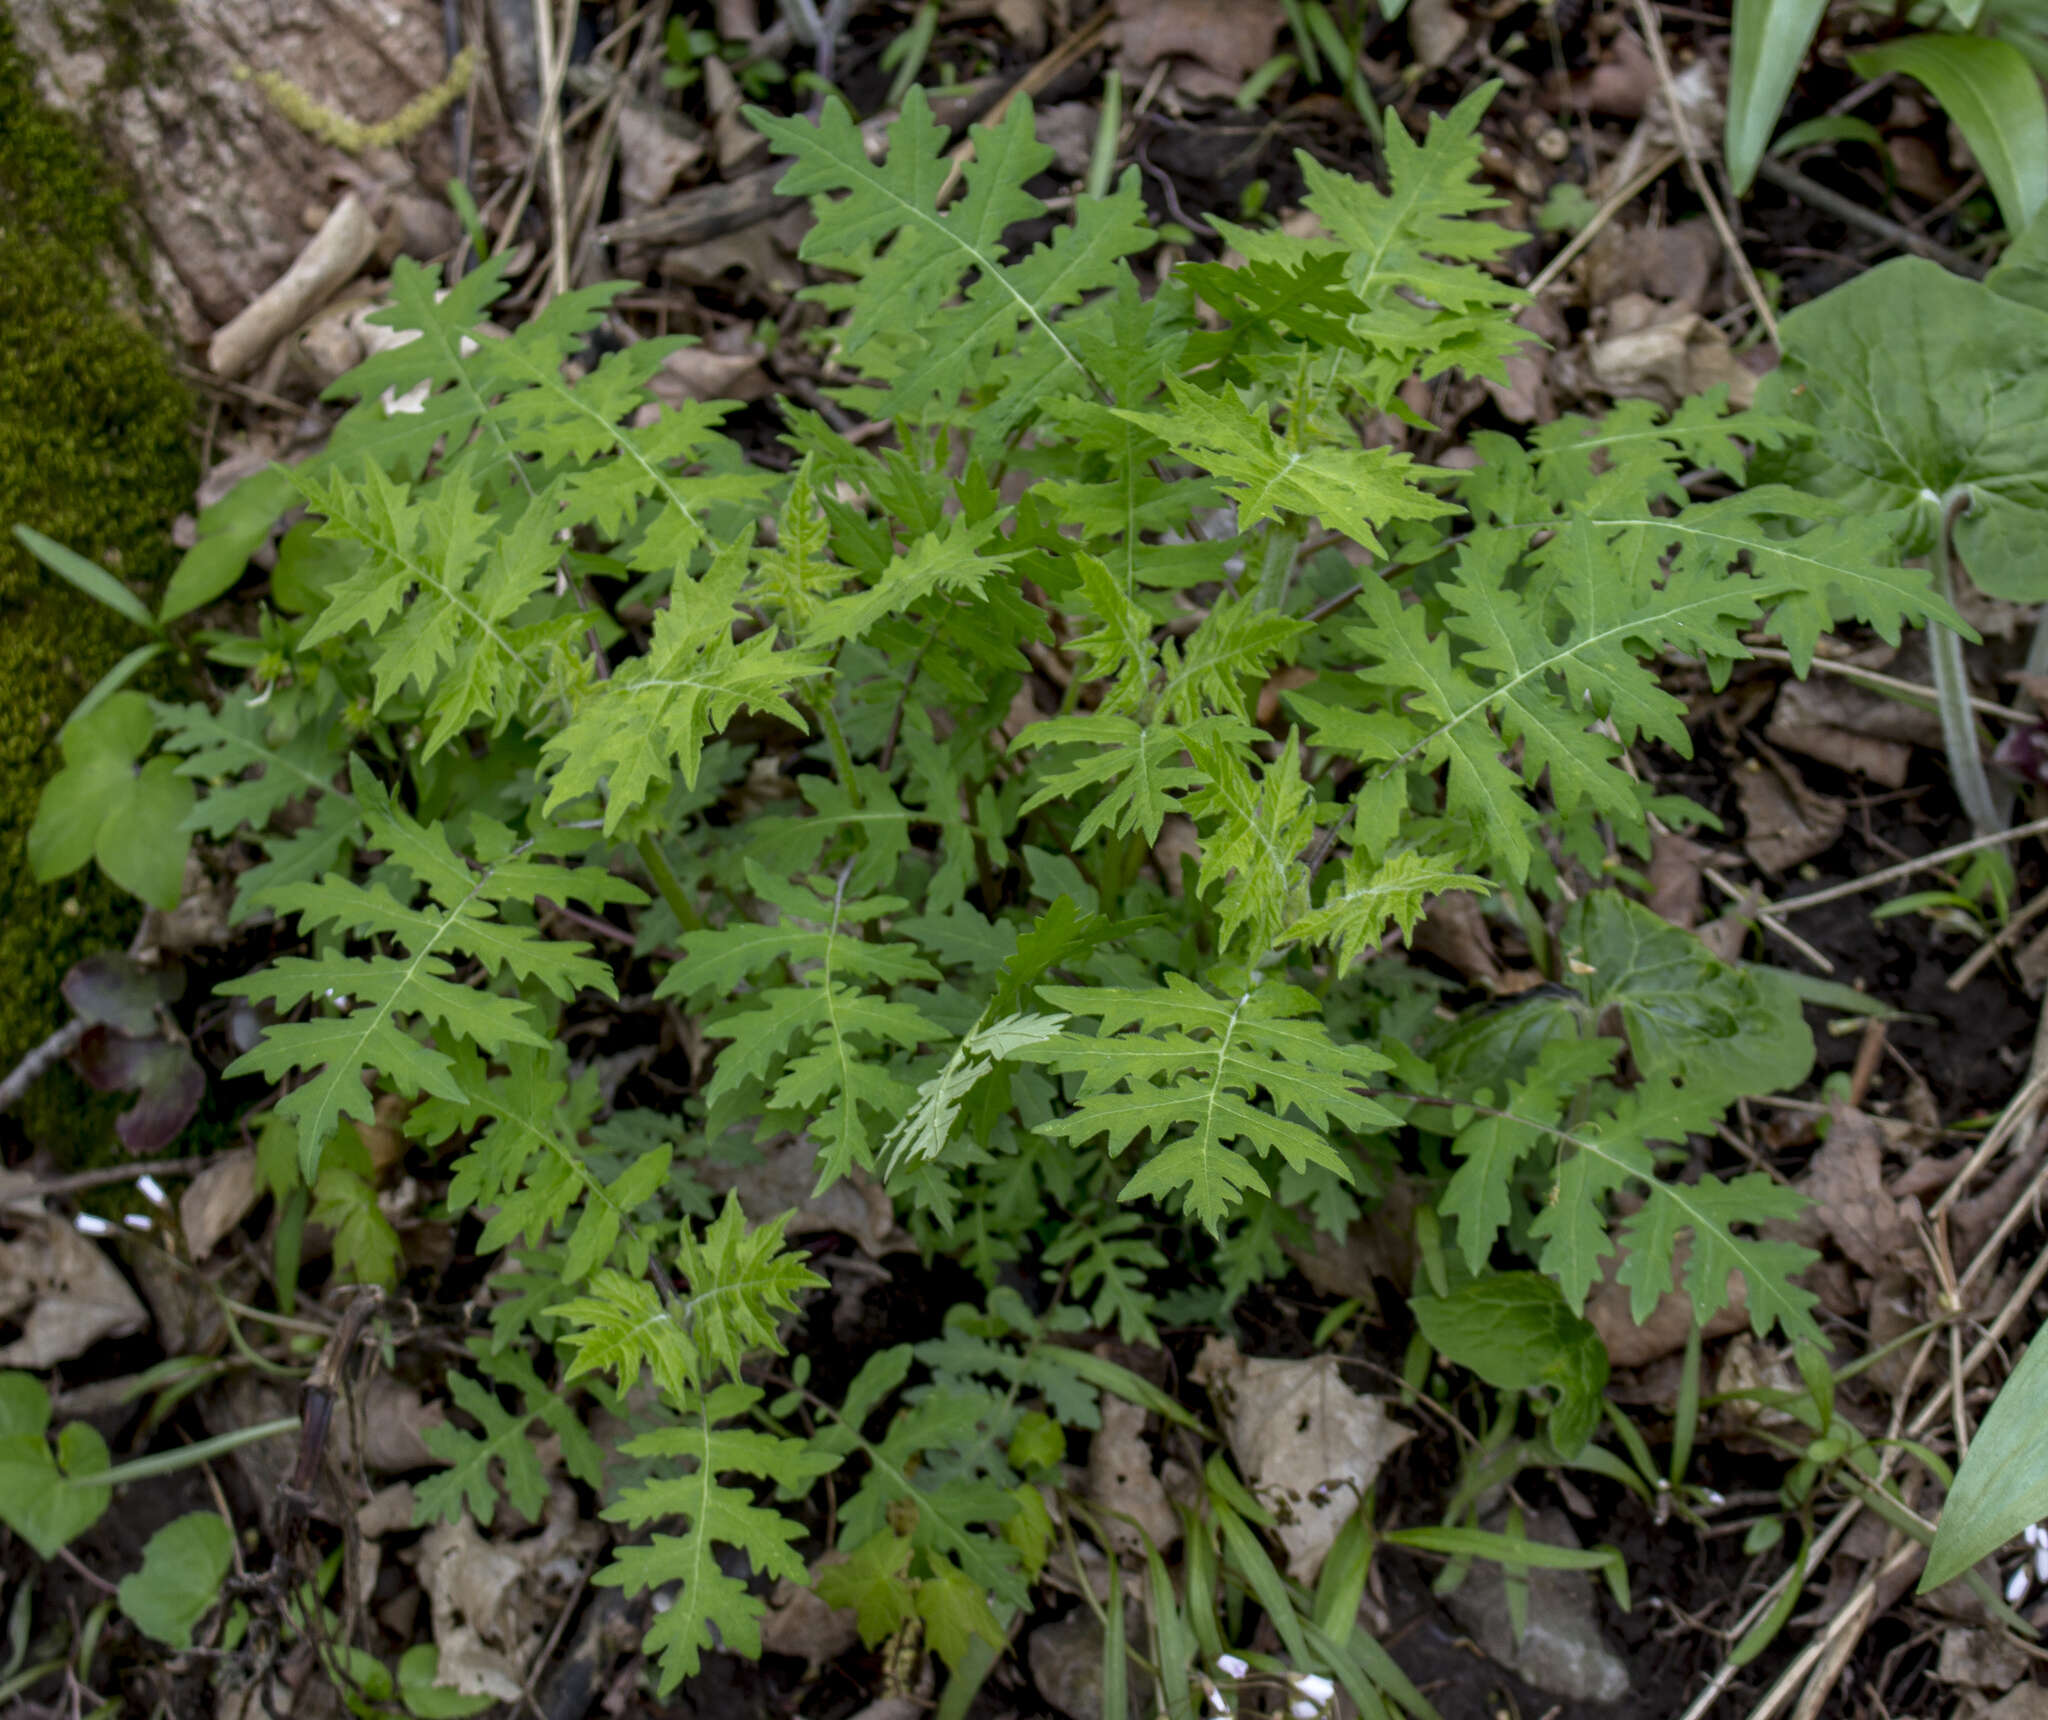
[1114,0,1283,101]
[1937,1624,2028,1692]
[0,1213,148,1367]
[1193,1337,1410,1581]
[761,1553,860,1670]
[1647,830,1705,930]
[1086,1393,1181,1554]
[1482,300,1565,425]
[413,1485,597,1701]
[650,342,769,405]
[1585,1242,1748,1368]
[697,1133,906,1258]
[1584,294,1756,409]
[1413,889,1503,988]
[1765,676,1939,788]
[616,103,705,213]
[1736,752,1844,873]
[1797,1104,1913,1277]
[1407,0,1466,69]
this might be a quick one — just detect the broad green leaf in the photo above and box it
[0,1398,111,1559]
[1922,1320,2048,1591]
[159,463,296,623]
[1410,1274,1608,1456]
[1758,257,2048,599]
[117,1513,233,1649]
[13,525,159,634]
[1850,37,2048,232]
[1724,0,1830,193]
[397,1645,494,1718]
[1989,213,2048,314]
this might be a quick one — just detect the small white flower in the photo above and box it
[135,1174,167,1209]
[2007,1566,2031,1605]
[1293,1674,1336,1705]
[2036,1544,2048,1585]
[122,1213,152,1232]
[1216,1654,1249,1681]
[1290,1703,1321,1720]
[2026,1522,2048,1548]
[1201,1676,1231,1718]
[74,1213,113,1236]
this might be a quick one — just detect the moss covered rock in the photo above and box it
[0,4,195,1140]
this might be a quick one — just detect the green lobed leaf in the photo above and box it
[117,1513,233,1650]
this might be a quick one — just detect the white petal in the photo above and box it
[2036,1545,2048,1584]
[135,1174,168,1209]
[1294,1675,1336,1703]
[1216,1655,1249,1680]
[2007,1567,2031,1605]
[122,1213,152,1231]
[1291,1703,1321,1720]
[74,1213,114,1236]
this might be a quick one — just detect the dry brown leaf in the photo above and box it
[1937,1625,2028,1691]
[616,104,705,212]
[1086,1393,1180,1554]
[1647,830,1705,930]
[1193,1337,1410,1581]
[1585,1243,1747,1368]
[180,1149,261,1260]
[1483,300,1566,425]
[1736,753,1844,873]
[1765,676,1940,788]
[0,1214,148,1367]
[1413,889,1503,988]
[412,1486,597,1700]
[651,344,769,405]
[1114,0,1283,101]
[1407,0,1466,69]
[1799,1104,1912,1277]
[1586,295,1757,409]
[697,1133,906,1258]
[761,1554,860,1669]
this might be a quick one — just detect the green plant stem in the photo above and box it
[810,694,862,807]
[635,834,705,935]
[1252,520,1304,611]
[1930,492,2006,838]
[65,1417,301,1489]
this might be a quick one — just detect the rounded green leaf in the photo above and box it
[1411,1272,1610,1456]
[1726,0,1831,194]
[397,1645,494,1718]
[1851,36,2048,232]
[95,757,195,910]
[1922,1321,2048,1592]
[118,1513,234,1649]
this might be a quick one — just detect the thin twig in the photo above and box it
[1947,882,2048,992]
[1758,814,2048,918]
[1528,147,1684,297]
[1752,157,1984,277]
[530,0,575,301]
[1743,644,2031,726]
[1627,0,1780,346]
[1702,868,1835,973]
[0,1017,88,1117]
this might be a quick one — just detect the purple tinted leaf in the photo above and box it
[73,1027,205,1155]
[62,954,183,1035]
[1994,724,2048,786]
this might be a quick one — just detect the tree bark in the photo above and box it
[9,0,454,342]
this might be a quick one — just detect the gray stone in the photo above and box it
[1439,1507,1631,1706]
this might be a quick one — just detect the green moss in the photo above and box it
[0,6,196,1147]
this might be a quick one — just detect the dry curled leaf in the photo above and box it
[1086,1393,1180,1554]
[0,1213,148,1368]
[1736,752,1844,873]
[1798,1104,1912,1278]
[1193,1337,1410,1581]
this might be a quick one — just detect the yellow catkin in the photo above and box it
[245,44,478,154]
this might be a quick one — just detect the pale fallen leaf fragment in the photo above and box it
[181,1149,260,1260]
[1115,0,1284,101]
[1407,0,1466,70]
[761,1553,860,1669]
[1736,753,1844,873]
[698,1134,906,1258]
[1086,1393,1181,1554]
[1798,1104,1912,1277]
[0,1214,148,1367]
[1193,1337,1410,1581]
